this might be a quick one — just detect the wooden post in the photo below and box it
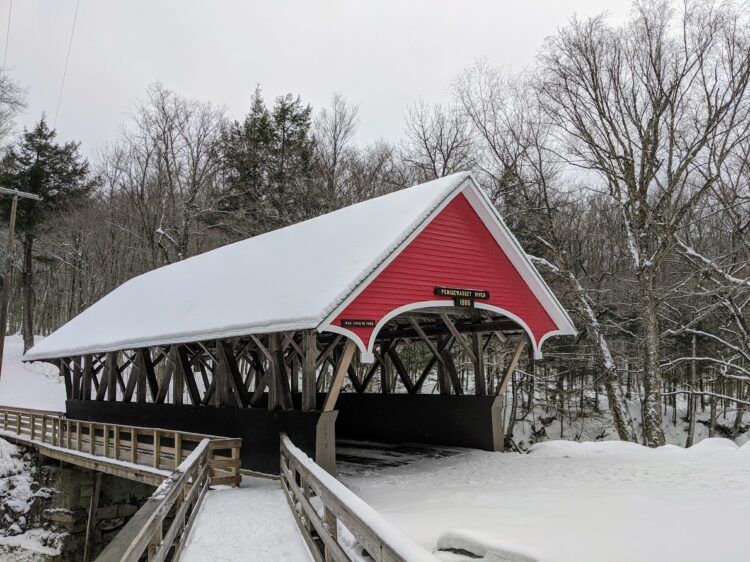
[82,355,93,401]
[472,333,487,395]
[315,411,339,476]
[302,331,317,411]
[153,430,160,468]
[131,429,138,464]
[135,351,147,403]
[268,334,280,410]
[83,472,102,562]
[437,336,451,395]
[174,432,182,468]
[380,343,393,394]
[171,347,184,405]
[214,340,229,407]
[72,357,82,400]
[103,424,109,458]
[106,351,117,402]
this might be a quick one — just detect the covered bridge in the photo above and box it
[25,172,576,474]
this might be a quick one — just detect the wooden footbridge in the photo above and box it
[0,405,241,561]
[0,405,436,561]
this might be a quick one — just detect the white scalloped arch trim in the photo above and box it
[319,300,553,363]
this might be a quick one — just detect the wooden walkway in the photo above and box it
[0,406,240,486]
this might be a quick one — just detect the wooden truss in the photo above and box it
[59,307,529,412]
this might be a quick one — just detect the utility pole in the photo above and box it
[0,187,42,378]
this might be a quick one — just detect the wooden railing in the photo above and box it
[0,406,241,486]
[96,438,212,562]
[279,434,436,562]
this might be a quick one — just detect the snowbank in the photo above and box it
[528,437,744,458]
[0,336,65,412]
[437,529,540,562]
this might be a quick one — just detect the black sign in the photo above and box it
[434,286,490,300]
[341,319,376,328]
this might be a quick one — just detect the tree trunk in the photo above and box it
[567,271,637,442]
[21,233,34,353]
[640,275,666,447]
[685,334,697,448]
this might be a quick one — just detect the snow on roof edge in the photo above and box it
[24,316,322,361]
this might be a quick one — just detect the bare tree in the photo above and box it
[314,93,359,201]
[402,100,474,180]
[537,1,750,446]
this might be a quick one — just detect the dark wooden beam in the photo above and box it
[95,354,108,401]
[496,338,526,396]
[176,345,201,406]
[472,333,487,396]
[106,352,117,402]
[273,336,293,410]
[170,347,183,405]
[140,349,159,402]
[82,355,93,401]
[323,340,357,412]
[135,350,147,403]
[302,331,317,411]
[387,346,415,394]
[440,347,464,395]
[123,357,137,402]
[218,340,249,408]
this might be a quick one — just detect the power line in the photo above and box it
[3,0,12,68]
[53,0,80,129]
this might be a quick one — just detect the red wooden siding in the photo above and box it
[333,192,558,351]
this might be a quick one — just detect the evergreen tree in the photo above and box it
[221,88,319,236]
[0,117,91,351]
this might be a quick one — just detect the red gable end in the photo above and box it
[332,193,558,355]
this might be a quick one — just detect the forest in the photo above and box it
[1,0,748,449]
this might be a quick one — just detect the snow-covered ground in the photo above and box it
[0,336,65,412]
[344,439,750,562]
[182,476,312,562]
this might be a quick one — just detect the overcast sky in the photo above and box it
[7,1,630,156]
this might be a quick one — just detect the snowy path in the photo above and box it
[344,439,750,562]
[181,476,312,562]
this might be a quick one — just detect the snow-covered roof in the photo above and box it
[25,174,474,361]
[25,172,576,362]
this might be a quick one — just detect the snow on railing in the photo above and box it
[96,438,212,562]
[279,433,437,562]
